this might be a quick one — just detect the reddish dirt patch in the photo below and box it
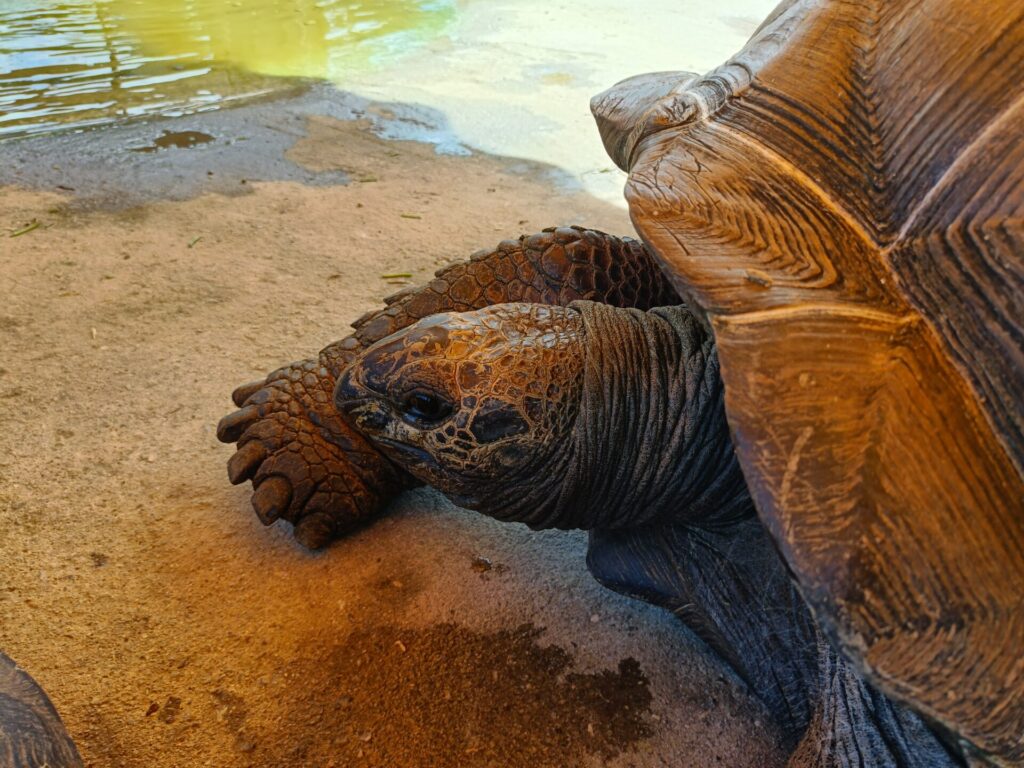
[250,623,652,767]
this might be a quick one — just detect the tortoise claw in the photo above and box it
[227,441,267,484]
[231,379,266,407]
[216,405,259,443]
[293,511,336,550]
[220,357,407,547]
[252,476,292,525]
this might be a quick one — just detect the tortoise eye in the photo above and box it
[399,389,454,426]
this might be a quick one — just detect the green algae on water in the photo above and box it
[0,0,457,138]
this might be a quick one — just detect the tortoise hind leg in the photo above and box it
[0,652,82,768]
[587,520,817,739]
[219,227,678,548]
[587,522,961,766]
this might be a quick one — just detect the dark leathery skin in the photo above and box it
[218,226,679,548]
[588,523,962,767]
[0,652,82,768]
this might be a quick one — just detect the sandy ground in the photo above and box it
[0,87,784,767]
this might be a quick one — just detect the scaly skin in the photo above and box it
[1,651,83,767]
[217,226,679,548]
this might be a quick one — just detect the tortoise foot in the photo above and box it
[217,358,404,548]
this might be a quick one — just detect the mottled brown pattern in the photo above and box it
[594,0,1024,763]
[218,227,677,547]
[338,304,586,513]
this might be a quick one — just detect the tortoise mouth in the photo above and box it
[374,436,440,472]
[336,396,371,414]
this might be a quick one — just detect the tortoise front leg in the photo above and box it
[217,227,679,548]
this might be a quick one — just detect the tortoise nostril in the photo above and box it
[355,407,389,432]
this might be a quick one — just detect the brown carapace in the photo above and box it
[0,652,82,768]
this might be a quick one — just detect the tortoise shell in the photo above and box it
[592,0,1024,762]
[0,652,81,768]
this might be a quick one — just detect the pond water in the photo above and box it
[0,0,456,137]
[0,0,775,202]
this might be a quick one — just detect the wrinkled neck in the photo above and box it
[484,301,751,530]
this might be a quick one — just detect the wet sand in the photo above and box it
[0,87,783,767]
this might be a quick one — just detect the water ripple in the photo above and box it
[0,0,456,138]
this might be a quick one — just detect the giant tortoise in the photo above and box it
[217,0,1024,765]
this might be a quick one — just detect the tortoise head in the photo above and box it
[335,304,585,511]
